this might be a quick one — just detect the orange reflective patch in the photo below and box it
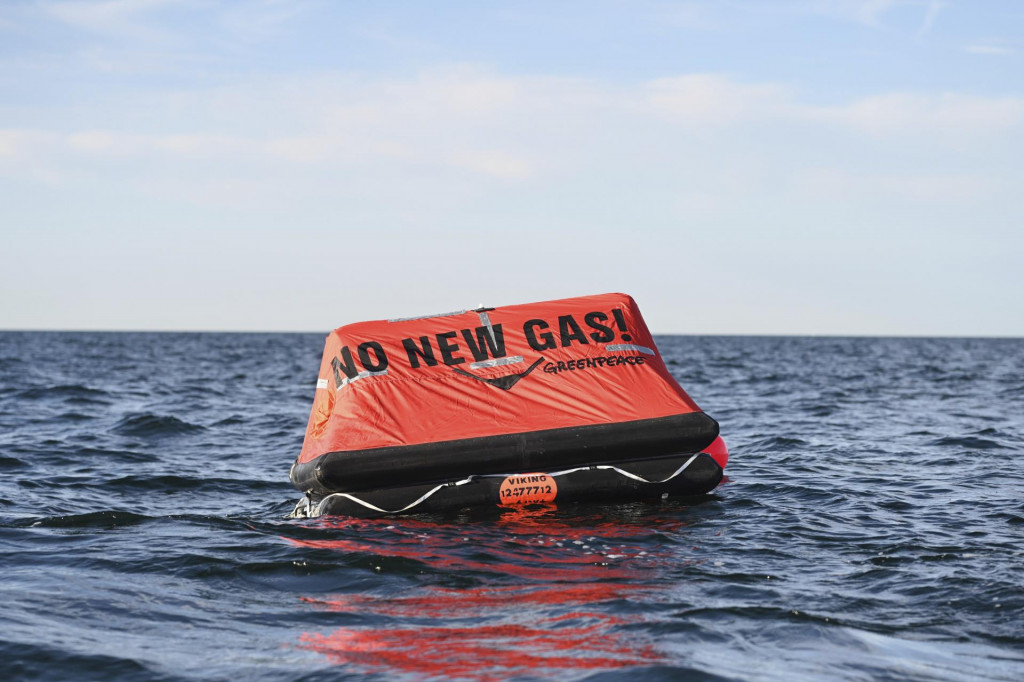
[498,474,558,506]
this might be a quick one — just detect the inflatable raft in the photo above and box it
[289,293,727,518]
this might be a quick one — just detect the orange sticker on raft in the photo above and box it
[498,474,558,506]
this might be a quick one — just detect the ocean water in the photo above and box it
[1,331,1022,681]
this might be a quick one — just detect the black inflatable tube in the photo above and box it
[291,412,718,496]
[309,453,724,517]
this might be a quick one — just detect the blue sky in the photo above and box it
[2,0,1022,334]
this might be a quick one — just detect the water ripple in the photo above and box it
[0,332,1021,681]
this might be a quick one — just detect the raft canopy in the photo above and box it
[292,292,718,495]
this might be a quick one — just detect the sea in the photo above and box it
[1,331,1021,681]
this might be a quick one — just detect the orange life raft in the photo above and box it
[289,293,727,517]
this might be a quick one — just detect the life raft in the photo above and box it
[289,293,727,518]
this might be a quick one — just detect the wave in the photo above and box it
[0,455,26,470]
[746,436,810,451]
[22,510,154,529]
[101,474,287,494]
[0,639,177,682]
[113,413,205,438]
[929,435,1006,450]
[16,384,113,404]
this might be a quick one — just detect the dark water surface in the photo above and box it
[1,332,1022,681]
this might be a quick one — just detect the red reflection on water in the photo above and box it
[301,583,650,618]
[300,618,657,680]
[289,509,687,679]
[299,584,661,680]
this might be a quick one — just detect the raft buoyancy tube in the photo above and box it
[289,293,727,517]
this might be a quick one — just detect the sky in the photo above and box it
[1,0,1022,335]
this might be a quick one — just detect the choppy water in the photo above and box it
[1,331,1022,681]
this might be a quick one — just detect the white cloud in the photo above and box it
[853,0,899,26]
[809,92,1024,136]
[658,2,716,30]
[0,129,57,158]
[965,44,1015,56]
[916,0,943,39]
[3,69,1021,218]
[799,0,900,27]
[3,65,1022,334]
[448,151,532,180]
[643,75,790,123]
[218,0,314,42]
[68,130,117,152]
[642,74,1023,139]
[41,0,178,39]
[797,167,1004,203]
[38,0,308,48]
[799,0,946,34]
[9,71,1022,157]
[0,130,23,157]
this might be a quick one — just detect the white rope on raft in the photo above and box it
[543,453,700,483]
[312,476,477,516]
[310,453,703,516]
